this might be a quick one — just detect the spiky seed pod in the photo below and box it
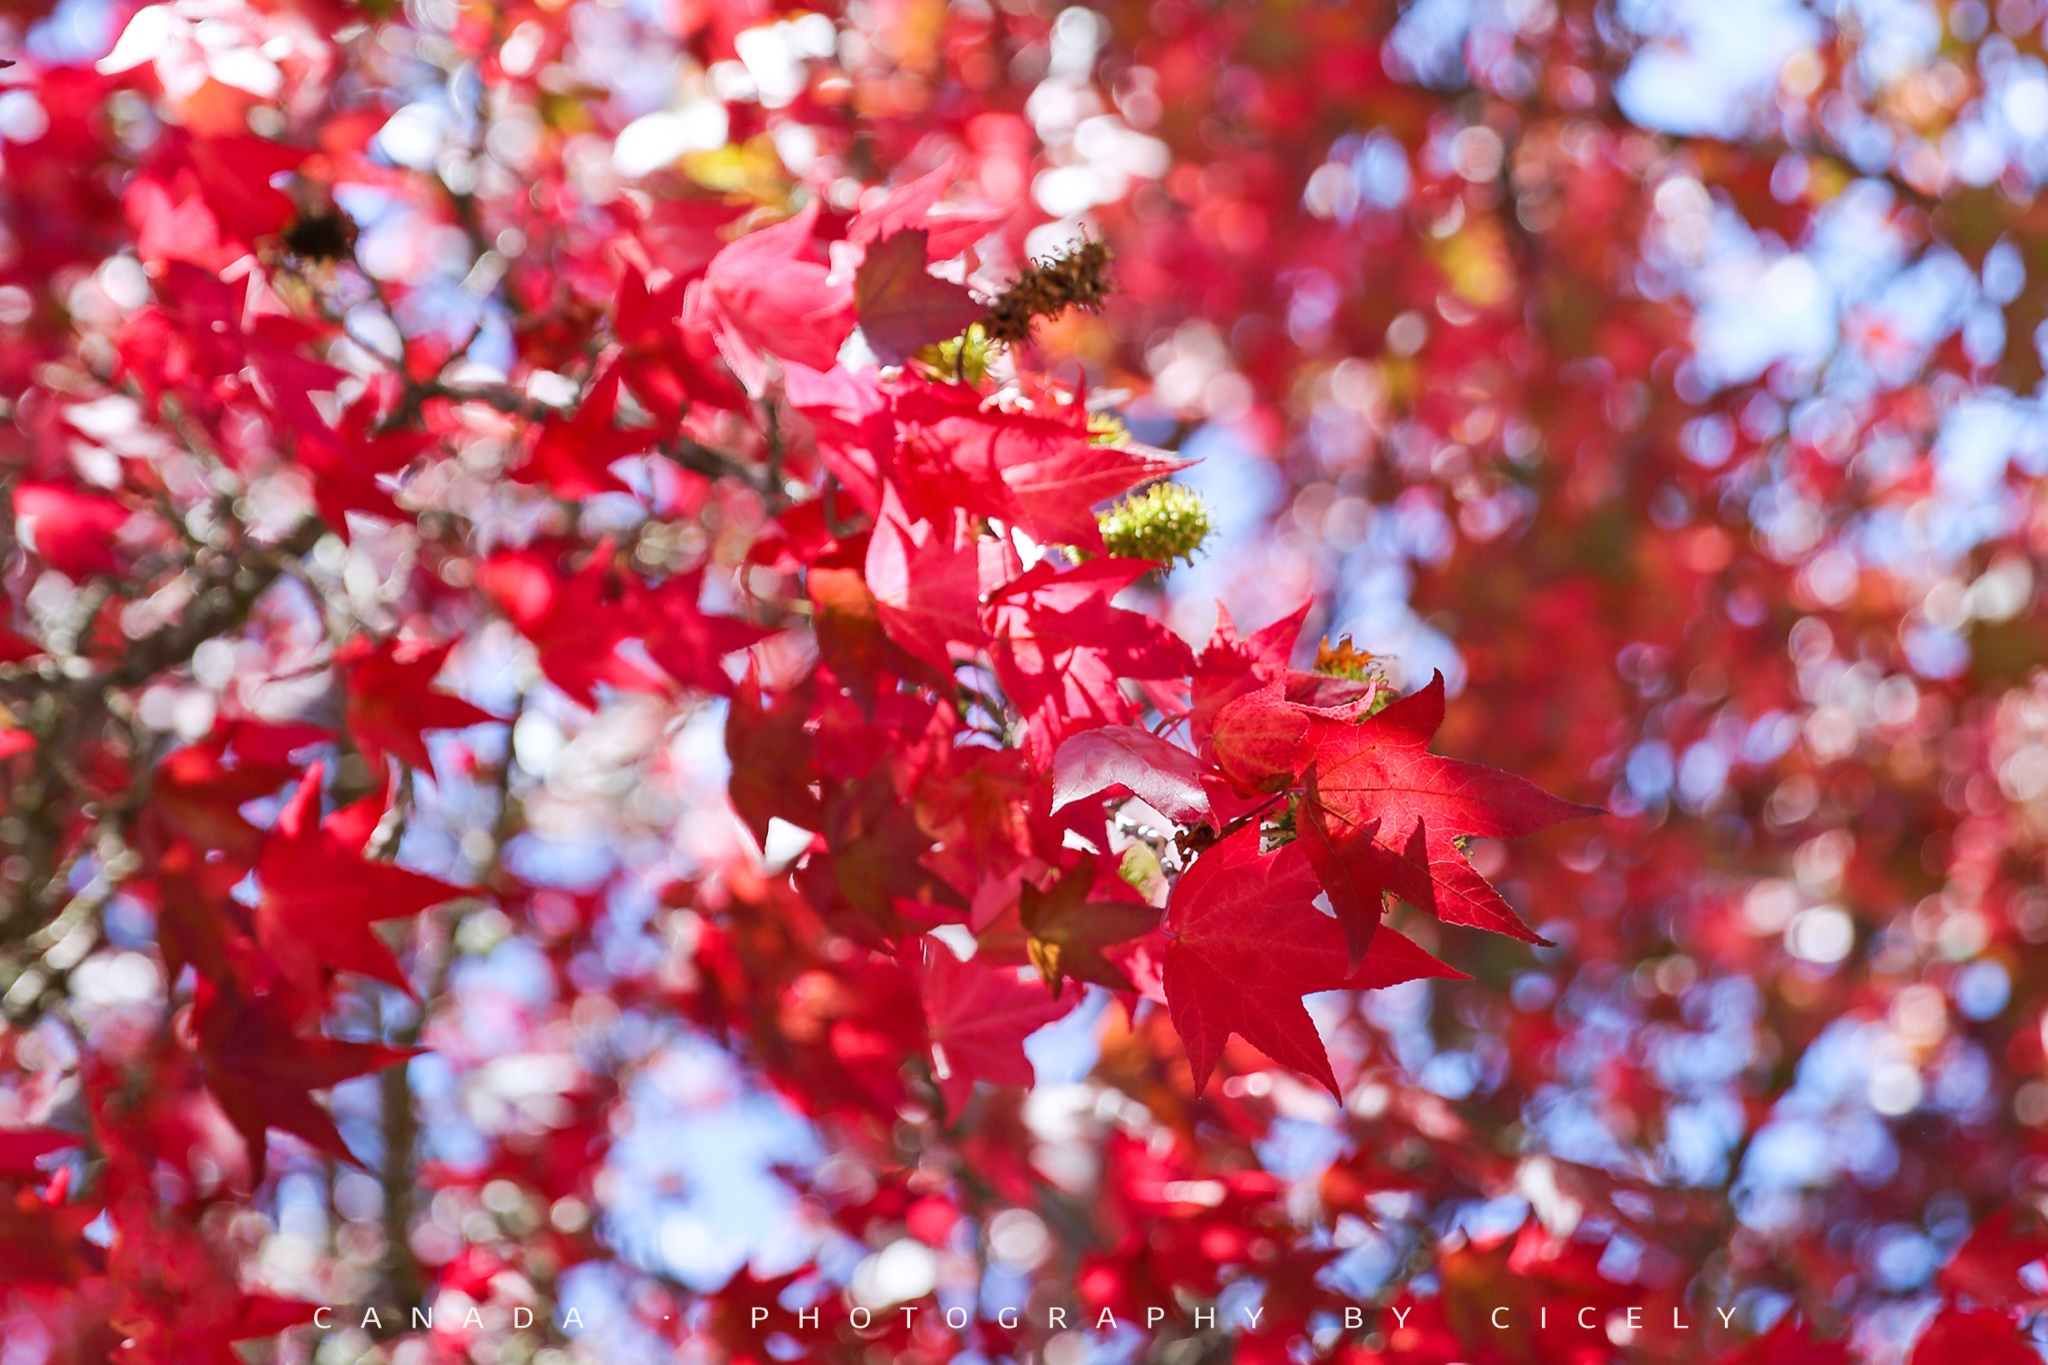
[1087,412,1132,446]
[281,206,358,263]
[1096,482,1213,565]
[983,239,1114,344]
[1313,637,1379,681]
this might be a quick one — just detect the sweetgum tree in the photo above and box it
[1,0,2046,1363]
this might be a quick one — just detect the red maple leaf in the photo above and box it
[1299,762,1435,970]
[1049,723,1214,826]
[1296,673,1601,942]
[138,722,325,988]
[338,635,497,778]
[1018,855,1163,993]
[139,722,317,863]
[999,437,1184,555]
[478,543,670,707]
[253,767,462,1008]
[635,567,767,696]
[704,1266,809,1365]
[1190,603,1308,732]
[15,483,131,579]
[614,265,745,421]
[703,201,856,390]
[0,1183,97,1288]
[854,228,985,365]
[985,558,1194,761]
[913,935,1076,1114]
[1163,825,1463,1096]
[244,319,352,466]
[298,390,425,540]
[847,161,1005,259]
[1939,1208,2048,1308]
[520,360,651,498]
[0,1127,78,1181]
[893,383,1182,551]
[1191,604,1378,747]
[187,977,414,1175]
[725,670,821,847]
[177,131,306,246]
[1909,1307,2038,1365]
[865,498,985,674]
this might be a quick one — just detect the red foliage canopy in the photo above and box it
[0,0,2045,1362]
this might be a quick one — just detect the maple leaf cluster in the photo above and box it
[0,0,1608,1355]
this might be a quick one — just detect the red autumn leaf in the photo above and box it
[914,935,1076,1114]
[520,360,651,498]
[138,723,325,990]
[1163,825,1463,1097]
[807,538,926,701]
[854,228,985,365]
[124,169,229,268]
[865,500,985,674]
[127,261,245,387]
[986,558,1194,761]
[1018,855,1163,993]
[706,1266,810,1365]
[1050,724,1214,825]
[298,391,424,540]
[115,132,301,270]
[615,264,746,420]
[15,483,130,578]
[1298,761,1437,970]
[0,1127,78,1181]
[1191,604,1376,738]
[188,976,416,1175]
[725,670,821,847]
[892,383,1182,550]
[181,132,306,245]
[1297,673,1601,942]
[703,200,857,387]
[142,721,317,861]
[0,1186,96,1288]
[245,324,351,462]
[847,161,1005,259]
[1190,605,1310,743]
[1208,681,1309,794]
[253,766,463,1007]
[1909,1307,2039,1365]
[635,566,766,696]
[1939,1208,2048,1305]
[478,544,670,707]
[338,635,497,778]
[221,1294,325,1342]
[0,624,39,664]
[890,381,1029,527]
[999,438,1186,555]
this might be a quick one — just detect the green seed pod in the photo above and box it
[1097,482,1213,565]
[913,322,995,384]
[1086,412,1132,446]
